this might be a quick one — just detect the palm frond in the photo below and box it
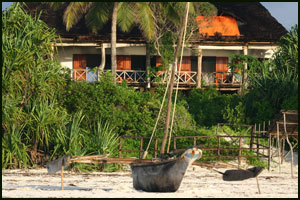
[135,2,155,41]
[162,2,183,25]
[63,2,93,31]
[117,2,136,32]
[85,2,113,33]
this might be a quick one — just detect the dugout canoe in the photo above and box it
[130,147,202,192]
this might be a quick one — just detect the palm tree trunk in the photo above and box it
[111,2,119,85]
[146,42,151,88]
[160,2,190,155]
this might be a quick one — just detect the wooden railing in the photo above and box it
[72,69,98,81]
[152,71,197,85]
[212,72,242,86]
[70,69,242,88]
[115,70,146,84]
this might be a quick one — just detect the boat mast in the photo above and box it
[160,2,190,155]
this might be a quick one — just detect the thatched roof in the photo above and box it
[210,2,287,41]
[21,2,287,43]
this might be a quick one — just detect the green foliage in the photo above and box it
[53,111,86,157]
[3,3,296,171]
[187,87,244,126]
[228,25,298,124]
[88,120,119,156]
[63,72,157,136]
[2,124,31,168]
[273,25,298,76]
[223,101,247,125]
[2,3,70,168]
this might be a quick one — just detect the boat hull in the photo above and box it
[130,158,189,192]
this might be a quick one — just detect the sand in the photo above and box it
[2,153,298,198]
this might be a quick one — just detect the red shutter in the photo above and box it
[73,54,86,80]
[178,56,191,71]
[117,55,131,70]
[216,57,228,84]
[178,56,191,83]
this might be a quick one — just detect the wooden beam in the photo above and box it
[197,47,202,88]
[198,45,243,50]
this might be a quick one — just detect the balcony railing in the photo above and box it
[115,70,146,84]
[212,72,242,86]
[152,71,197,85]
[70,69,242,88]
[72,69,98,81]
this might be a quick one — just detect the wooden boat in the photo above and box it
[130,147,202,192]
[130,3,196,193]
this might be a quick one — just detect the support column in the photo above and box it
[243,44,248,89]
[98,43,106,81]
[146,43,151,89]
[51,43,55,60]
[197,47,203,88]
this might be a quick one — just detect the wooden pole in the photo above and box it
[281,137,285,164]
[217,136,221,161]
[283,112,294,178]
[250,124,255,151]
[154,138,158,158]
[276,122,281,173]
[140,137,144,159]
[256,176,261,194]
[263,121,265,155]
[257,124,260,158]
[160,2,190,155]
[238,136,242,167]
[173,137,177,150]
[61,164,64,191]
[119,137,122,158]
[268,132,271,171]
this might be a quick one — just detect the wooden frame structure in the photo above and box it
[267,110,298,177]
[118,134,269,169]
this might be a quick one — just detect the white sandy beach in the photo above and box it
[2,152,298,198]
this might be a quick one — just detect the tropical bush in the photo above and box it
[187,87,245,127]
[229,25,298,124]
[62,72,158,136]
[2,3,70,167]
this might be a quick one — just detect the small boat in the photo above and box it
[222,166,264,181]
[130,3,198,193]
[130,147,202,192]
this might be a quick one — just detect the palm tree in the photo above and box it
[51,2,154,85]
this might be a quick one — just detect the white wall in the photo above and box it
[57,46,102,69]
[56,45,276,70]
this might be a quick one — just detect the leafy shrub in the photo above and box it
[2,3,70,167]
[187,87,245,127]
[63,72,157,136]
[87,120,119,156]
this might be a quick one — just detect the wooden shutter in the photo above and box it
[178,56,191,83]
[216,57,228,84]
[117,55,131,70]
[178,56,191,71]
[73,54,87,80]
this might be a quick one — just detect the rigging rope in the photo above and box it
[142,65,173,159]
[167,4,190,153]
[143,2,190,158]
